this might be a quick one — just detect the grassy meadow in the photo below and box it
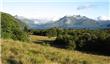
[1,35,110,64]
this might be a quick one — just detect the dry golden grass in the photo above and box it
[29,35,56,42]
[1,39,110,64]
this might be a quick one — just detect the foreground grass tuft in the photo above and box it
[1,39,110,64]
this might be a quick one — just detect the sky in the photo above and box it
[1,0,110,20]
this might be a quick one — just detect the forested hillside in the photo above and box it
[1,12,29,41]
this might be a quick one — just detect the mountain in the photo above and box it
[50,15,99,29]
[16,15,110,29]
[97,20,110,29]
[15,16,53,29]
[15,16,37,29]
[42,15,110,29]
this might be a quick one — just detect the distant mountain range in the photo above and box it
[15,15,110,29]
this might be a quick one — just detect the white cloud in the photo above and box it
[77,4,96,10]
[97,16,110,20]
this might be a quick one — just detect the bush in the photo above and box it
[53,35,77,50]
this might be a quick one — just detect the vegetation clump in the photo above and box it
[53,30,110,55]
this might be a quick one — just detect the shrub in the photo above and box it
[53,35,77,50]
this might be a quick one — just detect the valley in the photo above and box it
[1,4,110,64]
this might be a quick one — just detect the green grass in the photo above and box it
[1,39,110,64]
